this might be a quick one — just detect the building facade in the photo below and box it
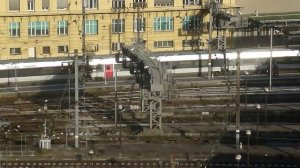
[236,0,299,14]
[0,0,235,60]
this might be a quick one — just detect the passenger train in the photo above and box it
[0,49,299,84]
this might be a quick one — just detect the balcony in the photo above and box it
[111,6,126,12]
[154,0,174,7]
[131,2,148,9]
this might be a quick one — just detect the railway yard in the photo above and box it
[0,0,299,166]
[0,73,300,168]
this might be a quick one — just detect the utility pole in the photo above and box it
[74,50,79,148]
[236,51,241,149]
[269,27,273,91]
[82,0,86,110]
[68,64,71,111]
[136,1,142,45]
[14,63,18,91]
[82,0,86,61]
[208,0,213,79]
[114,65,118,131]
[114,5,122,132]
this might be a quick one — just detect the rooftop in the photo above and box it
[249,12,300,22]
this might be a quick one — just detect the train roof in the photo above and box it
[0,48,298,69]
[119,48,299,57]
[154,48,299,61]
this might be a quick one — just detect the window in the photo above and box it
[133,18,145,32]
[215,0,223,4]
[154,41,173,48]
[154,17,173,31]
[57,0,68,10]
[112,42,124,51]
[9,0,20,11]
[9,22,20,37]
[182,39,204,47]
[58,46,68,53]
[112,19,125,33]
[84,0,98,9]
[10,48,21,55]
[112,0,125,8]
[43,46,50,54]
[183,0,200,5]
[133,0,147,8]
[27,0,35,11]
[86,44,99,52]
[182,16,202,31]
[57,20,68,35]
[42,0,49,10]
[28,21,49,36]
[154,0,173,6]
[85,20,98,35]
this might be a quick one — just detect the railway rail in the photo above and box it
[0,73,299,167]
[0,160,201,168]
[0,159,299,168]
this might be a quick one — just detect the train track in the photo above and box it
[0,74,299,166]
[0,158,299,168]
[0,160,202,168]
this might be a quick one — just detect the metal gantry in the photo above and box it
[217,30,226,51]
[119,44,171,130]
[141,89,163,129]
[74,50,80,148]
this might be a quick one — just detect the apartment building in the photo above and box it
[0,0,235,60]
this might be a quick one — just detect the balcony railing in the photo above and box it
[131,2,148,9]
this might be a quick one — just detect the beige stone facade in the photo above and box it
[0,0,235,60]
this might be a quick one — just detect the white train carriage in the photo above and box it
[90,49,300,80]
[0,49,299,84]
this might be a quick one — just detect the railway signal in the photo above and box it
[116,44,174,130]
